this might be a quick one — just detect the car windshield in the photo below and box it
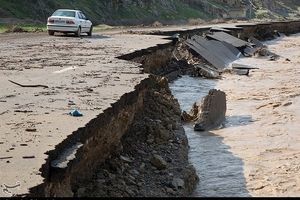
[52,10,75,17]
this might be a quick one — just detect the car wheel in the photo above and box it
[48,30,55,36]
[87,26,93,36]
[75,27,81,37]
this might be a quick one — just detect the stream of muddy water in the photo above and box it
[170,34,300,197]
[170,76,251,197]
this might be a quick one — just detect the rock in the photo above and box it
[171,178,185,190]
[146,138,154,144]
[150,154,168,170]
[126,189,135,197]
[97,179,106,185]
[154,127,170,143]
[130,169,140,176]
[165,156,173,163]
[128,175,136,181]
[126,176,136,185]
[137,149,146,155]
[120,155,132,163]
[139,163,145,170]
[194,89,226,131]
[182,165,199,193]
[167,124,173,130]
[166,187,176,195]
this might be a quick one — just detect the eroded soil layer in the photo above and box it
[77,76,198,197]
[0,33,169,197]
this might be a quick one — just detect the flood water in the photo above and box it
[169,75,250,197]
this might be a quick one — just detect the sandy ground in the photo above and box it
[0,31,169,197]
[215,33,300,197]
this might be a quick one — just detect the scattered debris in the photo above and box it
[25,128,37,132]
[181,111,194,122]
[0,156,13,160]
[2,182,21,189]
[14,110,33,113]
[194,64,221,79]
[231,63,259,76]
[69,109,83,117]
[8,80,49,89]
[22,156,35,159]
[249,36,265,48]
[186,34,240,70]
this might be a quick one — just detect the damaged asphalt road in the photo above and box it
[0,32,168,196]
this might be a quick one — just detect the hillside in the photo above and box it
[0,0,299,26]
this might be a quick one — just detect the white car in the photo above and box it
[47,9,93,37]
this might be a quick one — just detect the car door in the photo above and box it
[79,12,89,32]
[77,12,85,31]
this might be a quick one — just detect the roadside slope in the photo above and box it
[0,0,299,26]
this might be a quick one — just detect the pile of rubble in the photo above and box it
[172,28,281,78]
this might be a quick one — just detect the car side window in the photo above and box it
[79,12,87,20]
[77,12,82,19]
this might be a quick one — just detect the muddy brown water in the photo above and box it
[169,76,251,197]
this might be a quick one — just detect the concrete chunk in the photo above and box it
[194,89,227,131]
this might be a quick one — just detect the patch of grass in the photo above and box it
[0,24,46,33]
[255,9,270,19]
[175,2,211,19]
[0,24,8,33]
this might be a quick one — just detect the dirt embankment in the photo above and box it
[0,31,199,197]
[76,76,198,197]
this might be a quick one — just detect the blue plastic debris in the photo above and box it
[69,109,83,117]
